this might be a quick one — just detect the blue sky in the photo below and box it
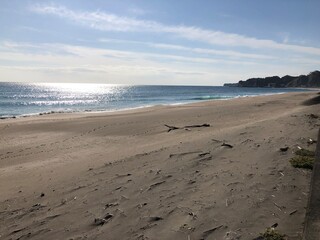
[0,0,320,85]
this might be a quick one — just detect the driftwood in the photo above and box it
[165,123,210,132]
[105,202,119,209]
[164,125,180,132]
[289,209,298,215]
[185,123,210,128]
[148,181,166,191]
[221,143,233,148]
[280,146,289,152]
[149,216,163,222]
[94,213,113,226]
[198,152,210,157]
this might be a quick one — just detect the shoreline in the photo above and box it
[0,91,319,239]
[0,89,313,121]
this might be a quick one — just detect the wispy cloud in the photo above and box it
[1,40,260,66]
[31,4,320,56]
[150,43,275,60]
[31,4,159,32]
[98,38,275,60]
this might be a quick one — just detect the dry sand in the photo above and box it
[0,91,319,240]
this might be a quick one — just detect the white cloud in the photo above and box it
[98,38,275,60]
[31,4,159,32]
[1,41,260,66]
[31,4,320,56]
[150,43,275,60]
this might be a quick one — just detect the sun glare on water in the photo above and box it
[35,83,123,94]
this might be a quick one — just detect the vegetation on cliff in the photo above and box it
[224,71,320,88]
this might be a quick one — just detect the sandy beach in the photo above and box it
[0,91,319,240]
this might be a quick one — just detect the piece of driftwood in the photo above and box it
[280,147,289,152]
[94,213,113,226]
[221,143,233,148]
[165,123,210,132]
[148,181,166,191]
[11,228,27,234]
[164,124,180,132]
[198,152,210,157]
[185,123,210,128]
[105,202,119,209]
[289,209,298,215]
[149,216,163,222]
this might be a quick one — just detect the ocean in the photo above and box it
[0,82,310,118]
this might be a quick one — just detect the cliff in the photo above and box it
[225,71,320,88]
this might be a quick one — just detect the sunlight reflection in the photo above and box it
[33,82,123,94]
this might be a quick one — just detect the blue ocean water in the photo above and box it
[0,82,310,118]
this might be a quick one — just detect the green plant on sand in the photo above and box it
[259,228,286,240]
[295,149,315,157]
[290,156,314,169]
[290,148,315,170]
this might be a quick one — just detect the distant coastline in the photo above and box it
[224,70,320,88]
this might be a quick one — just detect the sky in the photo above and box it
[0,0,320,86]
